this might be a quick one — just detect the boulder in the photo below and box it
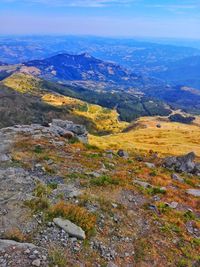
[163,152,196,174]
[53,218,86,240]
[51,119,88,143]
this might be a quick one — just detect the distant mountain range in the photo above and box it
[1,49,200,123]
[23,52,140,89]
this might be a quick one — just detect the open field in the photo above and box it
[90,116,200,156]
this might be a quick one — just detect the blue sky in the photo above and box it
[0,0,199,39]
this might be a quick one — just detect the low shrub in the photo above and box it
[5,228,26,242]
[48,201,96,235]
[90,175,120,186]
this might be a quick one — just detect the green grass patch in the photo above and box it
[90,175,120,186]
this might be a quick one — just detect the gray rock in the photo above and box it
[51,119,88,143]
[134,180,152,188]
[168,202,178,209]
[117,150,129,158]
[0,154,10,162]
[163,152,196,174]
[144,162,156,169]
[186,189,200,197]
[0,240,35,251]
[171,173,184,182]
[53,218,86,240]
[32,259,41,267]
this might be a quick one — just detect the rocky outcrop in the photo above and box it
[163,152,200,175]
[0,119,88,164]
[50,119,88,143]
[0,240,35,251]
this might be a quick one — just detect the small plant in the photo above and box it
[48,246,68,267]
[161,222,181,234]
[25,197,50,212]
[84,143,99,150]
[34,182,51,198]
[191,238,200,247]
[87,153,102,159]
[68,137,80,144]
[5,228,26,242]
[157,202,170,213]
[184,210,196,221]
[24,182,50,212]
[184,179,196,187]
[177,259,189,267]
[34,145,43,154]
[134,239,150,262]
[149,169,158,177]
[146,187,166,196]
[48,182,58,190]
[90,175,120,186]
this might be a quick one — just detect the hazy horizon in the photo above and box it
[0,0,199,39]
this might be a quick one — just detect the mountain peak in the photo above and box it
[80,52,92,58]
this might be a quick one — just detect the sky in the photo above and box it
[0,0,199,39]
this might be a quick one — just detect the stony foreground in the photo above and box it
[0,121,200,266]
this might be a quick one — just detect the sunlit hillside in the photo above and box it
[90,116,200,156]
[1,73,127,134]
[2,72,43,95]
[42,93,128,134]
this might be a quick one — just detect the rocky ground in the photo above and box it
[0,120,200,266]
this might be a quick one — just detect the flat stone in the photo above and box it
[32,259,41,267]
[134,180,152,188]
[168,202,178,209]
[0,240,35,251]
[53,218,86,240]
[144,162,155,168]
[186,189,200,197]
[171,173,184,182]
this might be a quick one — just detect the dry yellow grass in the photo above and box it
[2,72,43,95]
[43,93,128,133]
[90,116,200,156]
